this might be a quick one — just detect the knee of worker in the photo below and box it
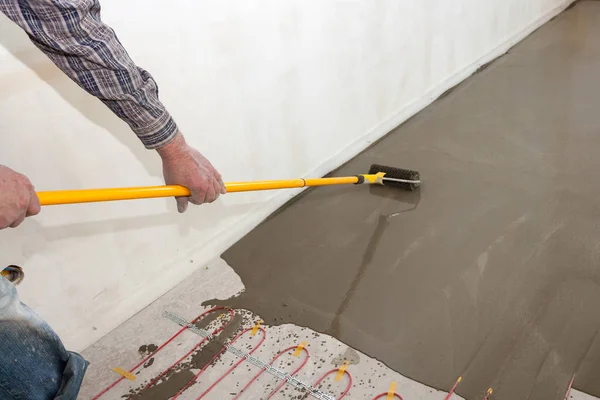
[0,278,88,398]
[0,306,89,399]
[0,318,68,398]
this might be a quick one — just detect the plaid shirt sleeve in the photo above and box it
[0,0,178,149]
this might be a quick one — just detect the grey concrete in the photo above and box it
[211,2,600,399]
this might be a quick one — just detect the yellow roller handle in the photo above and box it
[37,176,367,206]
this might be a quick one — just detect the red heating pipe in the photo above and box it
[92,306,234,400]
[168,327,267,399]
[193,327,267,399]
[307,368,353,399]
[445,376,462,400]
[372,393,403,400]
[483,388,493,400]
[564,374,575,400]
[233,345,310,399]
[134,308,237,396]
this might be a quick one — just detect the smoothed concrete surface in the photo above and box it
[210,2,600,399]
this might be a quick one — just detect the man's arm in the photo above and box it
[1,0,174,149]
[0,0,225,212]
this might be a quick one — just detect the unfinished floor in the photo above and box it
[81,258,455,399]
[80,257,594,400]
[208,2,600,400]
[82,2,600,399]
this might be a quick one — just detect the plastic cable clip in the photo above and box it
[251,320,262,336]
[335,360,350,381]
[387,381,397,400]
[112,367,136,381]
[293,341,307,357]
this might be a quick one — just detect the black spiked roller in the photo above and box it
[368,164,421,191]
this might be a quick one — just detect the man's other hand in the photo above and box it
[157,133,226,213]
[0,166,41,229]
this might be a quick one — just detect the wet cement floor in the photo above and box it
[210,2,600,399]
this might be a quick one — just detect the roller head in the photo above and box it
[368,164,420,191]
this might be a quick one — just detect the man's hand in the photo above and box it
[157,133,226,213]
[0,166,41,229]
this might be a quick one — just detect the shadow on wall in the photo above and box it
[0,15,161,178]
[2,196,264,284]
[0,15,206,264]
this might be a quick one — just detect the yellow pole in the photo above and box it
[37,176,362,206]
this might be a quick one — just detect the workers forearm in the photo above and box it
[0,0,177,149]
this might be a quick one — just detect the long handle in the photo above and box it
[37,176,362,206]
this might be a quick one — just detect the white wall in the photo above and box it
[0,0,572,351]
